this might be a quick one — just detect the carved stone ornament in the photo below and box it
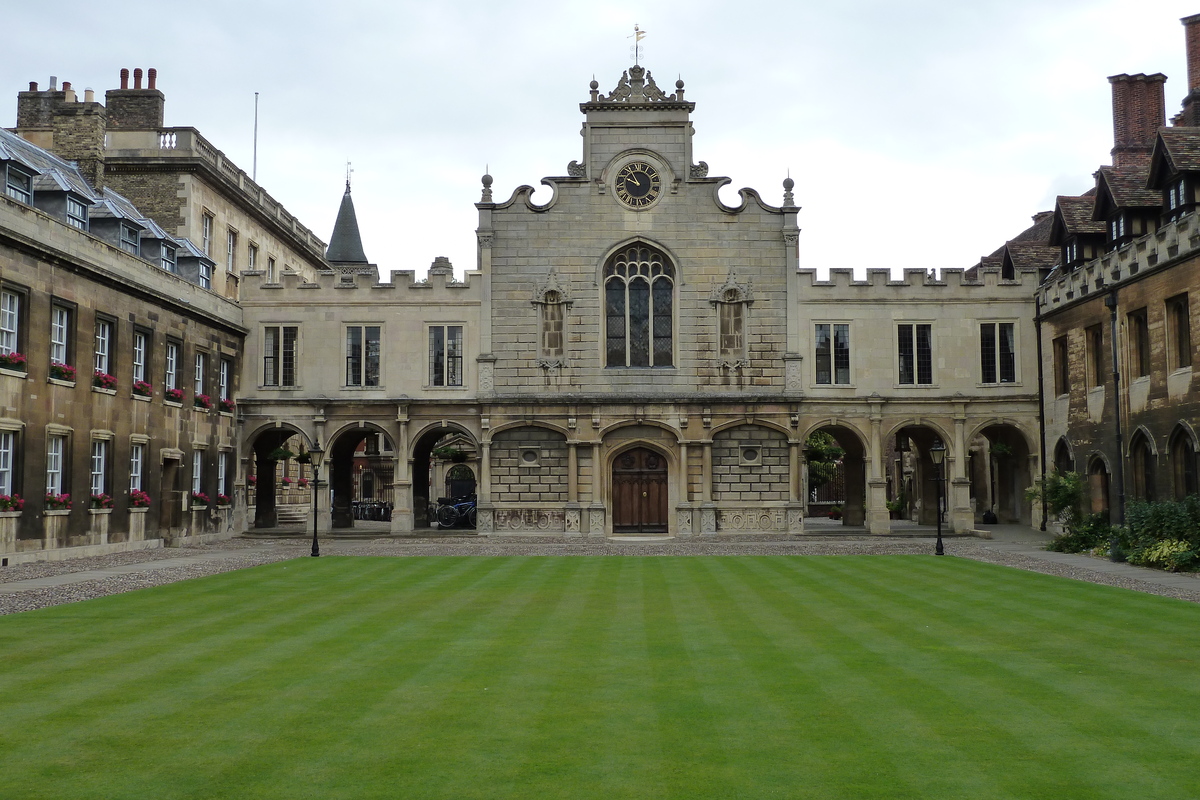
[783,232,800,246]
[717,508,785,532]
[532,268,573,307]
[479,362,495,393]
[690,161,709,179]
[700,508,717,533]
[565,508,581,533]
[589,508,606,534]
[536,358,562,375]
[787,508,805,532]
[676,509,692,534]
[567,160,586,178]
[477,233,494,248]
[709,269,753,306]
[477,508,494,533]
[600,65,681,103]
[785,359,803,393]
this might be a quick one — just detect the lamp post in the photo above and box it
[309,442,324,558]
[929,440,946,556]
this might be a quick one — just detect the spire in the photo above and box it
[325,179,368,264]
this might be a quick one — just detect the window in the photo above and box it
[50,305,72,367]
[130,443,144,492]
[428,325,462,386]
[247,244,258,272]
[541,292,565,362]
[1171,428,1198,499]
[815,323,850,385]
[161,244,177,273]
[90,440,108,497]
[132,330,148,383]
[1053,336,1070,396]
[1108,213,1127,248]
[119,224,140,255]
[194,352,207,396]
[1130,433,1155,502]
[346,326,381,387]
[201,212,213,255]
[192,450,204,495]
[980,322,1016,384]
[1086,325,1105,388]
[605,245,674,367]
[94,318,113,375]
[897,323,932,385]
[1128,308,1150,378]
[1063,239,1078,268]
[0,430,14,497]
[1166,178,1189,222]
[266,257,277,283]
[712,278,752,370]
[66,197,88,230]
[46,434,66,496]
[199,261,212,291]
[5,164,32,203]
[1167,294,1192,370]
[219,358,231,402]
[218,451,229,497]
[165,341,179,391]
[263,325,298,386]
[226,229,237,273]
[1,287,23,357]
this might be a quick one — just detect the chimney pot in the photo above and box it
[133,68,143,89]
[120,68,129,90]
[49,76,57,90]
[28,81,37,91]
[148,68,157,90]
[62,81,71,92]
[84,88,95,103]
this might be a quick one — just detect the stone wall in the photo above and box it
[490,427,569,503]
[712,425,790,502]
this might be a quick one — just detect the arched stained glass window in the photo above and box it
[605,245,674,367]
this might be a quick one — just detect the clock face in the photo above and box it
[615,162,661,208]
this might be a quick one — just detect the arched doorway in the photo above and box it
[1054,438,1075,474]
[412,425,477,529]
[1170,426,1198,499]
[976,424,1034,525]
[806,425,867,526]
[327,426,397,528]
[247,426,310,528]
[1130,430,1156,502]
[1089,457,1111,519]
[611,447,668,533]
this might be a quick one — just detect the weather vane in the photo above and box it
[345,160,353,188]
[628,24,646,65]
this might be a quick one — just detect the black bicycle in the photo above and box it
[435,494,477,528]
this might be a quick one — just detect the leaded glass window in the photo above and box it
[604,245,673,368]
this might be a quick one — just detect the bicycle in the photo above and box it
[435,494,477,528]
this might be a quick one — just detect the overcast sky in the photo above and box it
[7,1,1199,278]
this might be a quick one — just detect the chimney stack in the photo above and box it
[1109,74,1165,168]
[1178,14,1200,126]
[105,67,165,130]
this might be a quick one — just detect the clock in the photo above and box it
[614,161,661,208]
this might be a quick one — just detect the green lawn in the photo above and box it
[1,555,1197,799]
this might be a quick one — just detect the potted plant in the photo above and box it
[129,489,152,508]
[90,493,115,509]
[886,492,906,520]
[45,492,72,510]
[194,393,212,410]
[0,351,27,371]
[0,494,24,512]
[49,362,76,382]
[132,380,153,397]
[247,474,257,486]
[165,387,184,403]
[281,476,293,487]
[432,445,468,462]
[828,504,843,520]
[267,446,295,462]
[189,491,210,506]
[93,370,117,390]
[218,398,235,413]
[298,477,310,488]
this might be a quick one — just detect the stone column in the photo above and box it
[477,440,494,534]
[588,442,605,537]
[676,442,693,536]
[787,439,805,533]
[700,440,716,535]
[565,441,581,536]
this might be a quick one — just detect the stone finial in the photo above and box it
[428,256,454,276]
[783,176,795,207]
[481,172,493,202]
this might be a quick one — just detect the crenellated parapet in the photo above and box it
[241,258,481,300]
[1038,212,1200,309]
[798,266,1042,294]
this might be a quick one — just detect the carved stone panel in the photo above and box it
[477,508,494,533]
[565,508,581,533]
[716,508,785,531]
[494,509,565,532]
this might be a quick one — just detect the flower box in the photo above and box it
[132,380,153,398]
[215,494,231,507]
[93,370,117,390]
[50,362,76,382]
[218,398,235,413]
[90,493,115,509]
[194,393,213,410]
[189,491,210,507]
[130,489,152,508]
[45,492,72,511]
[0,493,24,512]
[165,387,184,403]
[0,351,27,371]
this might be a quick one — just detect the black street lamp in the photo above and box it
[309,442,324,558]
[929,440,946,556]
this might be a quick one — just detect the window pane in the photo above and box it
[46,436,64,495]
[652,278,672,367]
[282,327,297,386]
[91,441,106,496]
[133,332,146,382]
[346,327,362,386]
[833,324,850,384]
[815,324,831,385]
[166,343,178,389]
[916,324,933,385]
[897,324,914,384]
[51,307,69,364]
[365,326,381,386]
[264,328,278,386]
[980,323,996,384]
[447,326,462,386]
[130,444,143,492]
[999,323,1016,383]
[0,430,12,496]
[628,277,650,367]
[720,302,743,358]
[1,291,18,355]
[605,278,626,367]
[429,326,444,386]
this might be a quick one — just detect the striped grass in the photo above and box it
[0,555,1197,799]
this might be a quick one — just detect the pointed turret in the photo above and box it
[325,180,368,264]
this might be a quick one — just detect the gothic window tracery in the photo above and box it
[532,269,572,371]
[710,270,752,370]
[605,245,674,368]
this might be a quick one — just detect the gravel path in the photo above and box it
[2,536,1198,615]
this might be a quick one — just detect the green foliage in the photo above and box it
[1044,513,1112,553]
[805,431,844,490]
[1027,471,1097,553]
[1127,539,1198,572]
[990,441,1013,457]
[265,446,295,462]
[886,491,906,513]
[1116,496,1200,570]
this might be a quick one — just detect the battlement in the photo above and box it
[1038,212,1200,308]
[242,258,482,300]
[799,266,1042,293]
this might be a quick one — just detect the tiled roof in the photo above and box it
[0,127,96,200]
[1094,165,1159,216]
[1156,127,1200,172]
[1004,241,1058,272]
[1055,195,1105,236]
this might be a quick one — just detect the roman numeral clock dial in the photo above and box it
[615,162,661,208]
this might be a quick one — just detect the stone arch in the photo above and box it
[326,423,399,528]
[597,418,683,441]
[802,420,868,526]
[1053,437,1075,474]
[243,422,311,529]
[710,417,793,439]
[411,422,479,528]
[1128,428,1157,502]
[604,437,676,535]
[489,420,572,440]
[1169,423,1199,499]
[491,425,570,506]
[891,424,951,527]
[1087,453,1112,520]
[974,423,1035,525]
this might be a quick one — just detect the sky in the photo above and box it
[6,0,1200,278]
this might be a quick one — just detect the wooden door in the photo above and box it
[612,447,668,533]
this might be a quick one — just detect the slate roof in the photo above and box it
[1052,194,1105,241]
[325,182,369,263]
[1154,127,1200,173]
[0,127,96,200]
[1004,241,1058,273]
[1093,165,1160,219]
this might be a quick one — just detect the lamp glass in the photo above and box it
[309,445,324,471]
[929,442,946,466]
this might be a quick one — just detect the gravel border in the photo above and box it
[2,536,1198,615]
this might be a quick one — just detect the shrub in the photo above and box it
[92,371,117,390]
[1127,539,1197,572]
[129,489,152,508]
[1045,513,1113,553]
[0,494,24,511]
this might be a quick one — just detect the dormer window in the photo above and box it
[119,225,140,255]
[1063,238,1079,268]
[66,197,88,230]
[1108,213,1127,248]
[161,244,177,273]
[4,165,32,204]
[1166,177,1190,222]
